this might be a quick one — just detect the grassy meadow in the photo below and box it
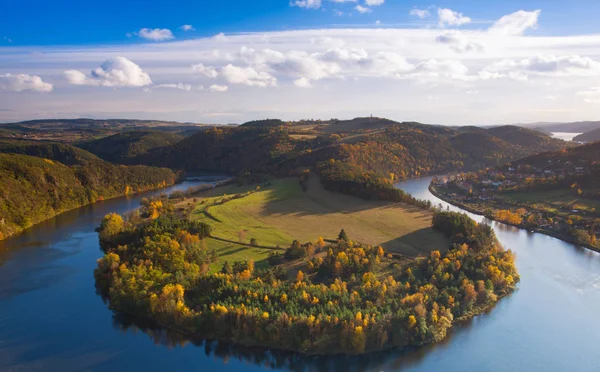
[188,175,448,271]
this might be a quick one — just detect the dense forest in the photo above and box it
[79,130,184,163]
[95,207,518,355]
[0,142,178,241]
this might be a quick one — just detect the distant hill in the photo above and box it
[517,121,600,134]
[79,130,184,163]
[133,118,568,179]
[0,118,208,143]
[574,128,600,143]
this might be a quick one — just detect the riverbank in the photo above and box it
[0,179,180,244]
[429,184,600,254]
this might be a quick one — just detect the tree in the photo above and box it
[221,261,233,274]
[296,270,305,282]
[338,229,349,241]
[250,237,258,247]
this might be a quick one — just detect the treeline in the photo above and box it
[316,159,433,209]
[95,210,518,355]
[0,151,177,241]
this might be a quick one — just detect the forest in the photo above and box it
[95,203,518,355]
[0,143,178,241]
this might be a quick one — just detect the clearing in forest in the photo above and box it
[190,175,448,268]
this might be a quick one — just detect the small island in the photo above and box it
[430,142,600,251]
[94,172,518,355]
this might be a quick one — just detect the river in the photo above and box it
[1,176,600,371]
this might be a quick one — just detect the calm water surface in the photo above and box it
[1,176,600,371]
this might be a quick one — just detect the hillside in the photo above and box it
[79,130,184,163]
[136,120,567,179]
[0,144,178,241]
[432,142,600,250]
[574,128,600,143]
[0,118,208,143]
[0,139,101,165]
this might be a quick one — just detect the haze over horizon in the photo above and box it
[2,0,600,125]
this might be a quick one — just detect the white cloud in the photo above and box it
[330,0,356,2]
[64,57,152,87]
[438,8,471,27]
[577,87,600,103]
[180,25,195,31]
[138,28,174,41]
[192,63,219,78]
[212,32,228,42]
[152,83,193,91]
[290,0,321,9]
[355,5,372,14]
[365,0,384,5]
[375,20,381,25]
[0,73,53,92]
[488,10,540,36]
[209,84,228,92]
[294,77,313,88]
[435,31,484,53]
[220,64,277,87]
[485,55,600,77]
[409,8,430,19]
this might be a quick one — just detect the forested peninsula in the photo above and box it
[95,192,518,355]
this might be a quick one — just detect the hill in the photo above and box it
[574,128,600,143]
[0,139,101,165]
[137,119,567,178]
[518,121,600,134]
[0,143,178,241]
[0,118,208,143]
[79,130,184,163]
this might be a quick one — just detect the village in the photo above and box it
[431,158,600,250]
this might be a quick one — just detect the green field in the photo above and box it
[190,175,449,271]
[500,189,600,214]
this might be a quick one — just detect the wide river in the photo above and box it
[1,176,600,371]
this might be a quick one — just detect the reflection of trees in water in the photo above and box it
[110,312,470,372]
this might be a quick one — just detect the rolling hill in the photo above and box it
[574,128,600,143]
[79,130,184,163]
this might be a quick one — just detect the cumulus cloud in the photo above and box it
[435,31,484,53]
[152,83,193,91]
[577,87,600,103]
[64,57,152,87]
[138,28,174,41]
[290,0,321,9]
[294,77,312,88]
[220,64,277,87]
[0,73,53,92]
[355,5,372,14]
[180,25,195,31]
[365,0,384,5]
[192,63,219,78]
[209,84,228,92]
[409,8,430,19]
[485,55,600,77]
[488,10,540,36]
[438,8,471,27]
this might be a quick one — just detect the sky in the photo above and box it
[1,0,600,125]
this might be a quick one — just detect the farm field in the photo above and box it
[191,175,449,265]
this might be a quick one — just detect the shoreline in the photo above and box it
[109,285,516,357]
[428,184,600,254]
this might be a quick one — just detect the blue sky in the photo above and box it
[1,1,600,124]
[3,0,600,46]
